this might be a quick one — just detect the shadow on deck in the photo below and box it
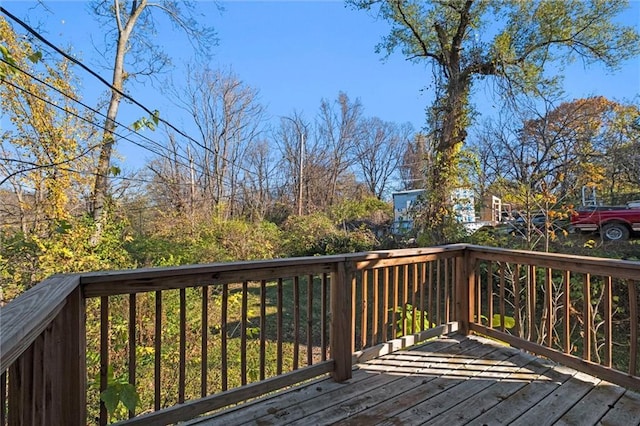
[192,334,640,426]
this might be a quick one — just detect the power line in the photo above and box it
[0,56,208,176]
[0,74,248,192]
[0,6,259,179]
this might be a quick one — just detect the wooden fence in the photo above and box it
[1,245,638,425]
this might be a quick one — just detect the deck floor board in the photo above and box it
[192,334,640,426]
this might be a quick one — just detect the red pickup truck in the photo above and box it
[571,203,640,240]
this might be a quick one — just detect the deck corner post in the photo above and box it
[455,248,475,335]
[7,279,86,426]
[330,260,353,382]
[62,285,87,425]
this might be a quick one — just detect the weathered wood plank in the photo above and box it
[191,334,640,426]
[471,380,566,425]
[598,389,640,426]
[373,346,529,426]
[6,286,86,426]
[197,337,466,426]
[470,361,578,425]
[471,324,640,391]
[322,338,501,426]
[555,381,627,425]
[425,353,557,426]
[191,369,374,426]
[509,371,602,426]
[353,249,464,270]
[298,339,507,426]
[197,366,400,426]
[212,336,477,426]
[117,361,334,426]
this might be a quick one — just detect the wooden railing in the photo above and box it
[1,245,639,425]
[467,246,640,390]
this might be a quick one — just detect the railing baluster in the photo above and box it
[604,277,612,368]
[276,278,283,375]
[179,288,186,403]
[515,264,523,337]
[361,270,368,348]
[128,293,137,418]
[241,281,248,385]
[1,371,5,426]
[201,286,208,397]
[100,296,109,426]
[447,258,453,324]
[221,284,228,391]
[528,265,536,342]
[474,260,480,325]
[487,261,494,329]
[419,262,426,331]
[373,268,379,343]
[403,265,409,335]
[436,260,442,325]
[321,273,328,361]
[0,371,5,426]
[154,291,162,410]
[293,277,300,370]
[351,272,357,353]
[307,274,313,366]
[411,264,417,334]
[545,268,552,347]
[629,280,638,376]
[407,263,418,334]
[499,263,505,332]
[564,270,571,354]
[428,261,433,329]
[383,267,390,342]
[583,274,592,362]
[392,265,399,339]
[260,280,266,380]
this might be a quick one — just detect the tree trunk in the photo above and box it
[423,74,470,244]
[91,0,146,243]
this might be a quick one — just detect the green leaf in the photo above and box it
[119,384,139,412]
[492,314,516,329]
[131,118,143,131]
[55,220,72,234]
[27,51,42,63]
[100,385,120,416]
[109,166,121,176]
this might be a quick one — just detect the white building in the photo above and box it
[391,188,476,234]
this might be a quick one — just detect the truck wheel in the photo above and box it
[601,223,630,241]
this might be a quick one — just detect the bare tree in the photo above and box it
[174,67,266,219]
[352,117,412,199]
[399,133,428,190]
[240,139,278,221]
[316,92,363,207]
[276,113,309,214]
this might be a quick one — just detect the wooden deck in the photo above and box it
[190,334,640,426]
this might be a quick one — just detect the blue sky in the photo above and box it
[2,0,640,168]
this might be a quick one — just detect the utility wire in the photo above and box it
[0,6,259,179]
[0,56,210,176]
[1,75,250,192]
